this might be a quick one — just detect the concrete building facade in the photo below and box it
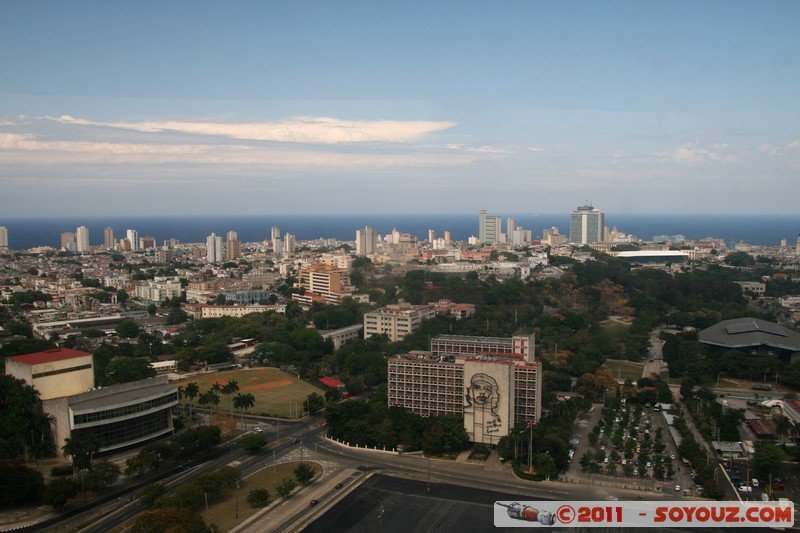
[388,334,542,446]
[364,303,436,342]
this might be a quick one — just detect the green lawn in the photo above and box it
[174,368,325,418]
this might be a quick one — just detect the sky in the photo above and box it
[1,1,798,217]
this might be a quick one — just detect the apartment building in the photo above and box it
[292,263,354,306]
[363,303,436,342]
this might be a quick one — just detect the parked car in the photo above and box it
[254,427,263,432]
[771,481,786,491]
[751,479,759,487]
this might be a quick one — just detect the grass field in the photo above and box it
[602,359,645,381]
[204,461,323,532]
[173,368,325,419]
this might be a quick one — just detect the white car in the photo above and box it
[254,427,263,432]
[752,479,759,487]
[675,485,681,492]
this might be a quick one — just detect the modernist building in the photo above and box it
[363,303,436,342]
[44,377,178,454]
[76,226,90,253]
[126,229,139,251]
[5,349,177,454]
[292,263,354,306]
[479,210,502,244]
[388,333,541,445]
[355,225,378,256]
[5,348,94,400]
[569,204,604,245]
[319,324,364,350]
[699,317,800,364]
[135,278,182,303]
[206,233,224,263]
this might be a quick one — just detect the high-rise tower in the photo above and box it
[0,226,7,251]
[126,229,139,251]
[76,226,90,253]
[206,233,224,263]
[479,209,501,244]
[355,225,377,255]
[569,204,605,245]
[103,227,114,249]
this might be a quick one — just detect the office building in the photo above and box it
[127,229,139,251]
[292,263,354,306]
[479,210,502,244]
[363,303,435,342]
[75,226,90,253]
[355,225,378,255]
[206,233,224,263]
[226,230,241,260]
[388,333,541,445]
[0,226,7,250]
[569,204,605,245]
[103,227,114,249]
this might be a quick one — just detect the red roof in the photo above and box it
[7,348,91,365]
[318,377,345,388]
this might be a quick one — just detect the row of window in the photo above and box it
[73,391,177,425]
[33,363,92,379]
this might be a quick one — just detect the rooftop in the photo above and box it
[698,318,800,353]
[7,348,92,366]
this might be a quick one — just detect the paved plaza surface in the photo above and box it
[303,473,543,533]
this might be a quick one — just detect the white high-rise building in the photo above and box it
[428,229,436,242]
[355,225,377,255]
[76,226,90,253]
[479,209,501,244]
[206,233,224,263]
[0,226,8,250]
[283,233,296,254]
[569,204,605,245]
[126,229,139,251]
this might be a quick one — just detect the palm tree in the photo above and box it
[184,382,200,421]
[222,379,240,412]
[233,392,255,430]
[198,390,220,421]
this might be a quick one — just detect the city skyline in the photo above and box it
[1,2,799,217]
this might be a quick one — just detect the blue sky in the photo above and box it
[1,1,798,217]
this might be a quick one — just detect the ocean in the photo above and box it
[1,213,799,251]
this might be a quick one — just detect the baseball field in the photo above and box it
[174,367,325,419]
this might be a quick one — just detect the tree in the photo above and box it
[147,303,158,316]
[303,392,325,415]
[139,483,167,506]
[43,477,79,510]
[294,462,315,485]
[105,356,156,384]
[276,478,297,499]
[247,488,270,508]
[233,392,255,428]
[0,464,44,506]
[167,308,189,325]
[753,442,785,479]
[222,379,240,411]
[85,460,120,492]
[116,319,140,338]
[198,391,220,419]
[240,433,267,454]
[62,434,99,476]
[184,381,200,420]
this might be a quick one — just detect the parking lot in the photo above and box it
[566,400,696,496]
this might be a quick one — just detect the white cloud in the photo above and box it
[527,146,544,153]
[446,144,508,154]
[672,143,718,165]
[0,132,475,168]
[52,115,456,144]
[758,144,782,156]
[789,140,800,150]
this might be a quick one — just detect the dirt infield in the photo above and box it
[173,367,325,418]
